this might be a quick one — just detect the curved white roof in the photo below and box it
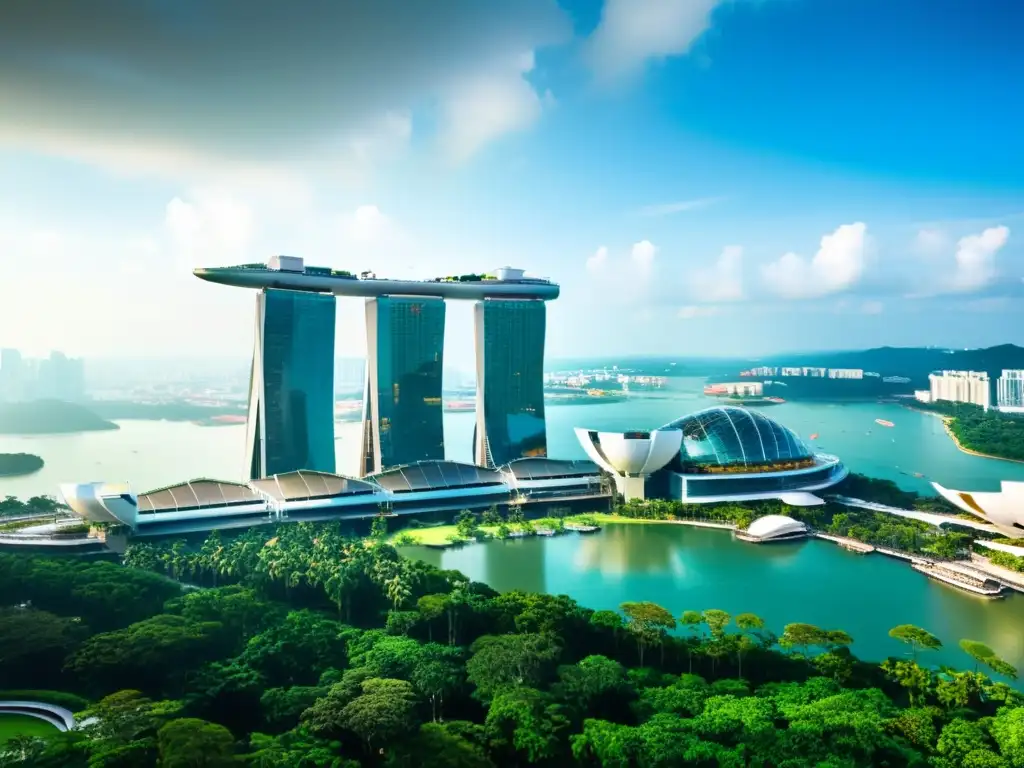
[932,481,1024,536]
[746,514,808,540]
[574,428,682,476]
[59,482,138,527]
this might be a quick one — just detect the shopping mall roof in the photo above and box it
[137,479,261,513]
[499,457,600,480]
[250,470,380,502]
[369,460,504,493]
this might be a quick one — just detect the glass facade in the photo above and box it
[475,299,547,467]
[363,296,445,473]
[683,464,841,498]
[661,406,811,473]
[248,289,336,479]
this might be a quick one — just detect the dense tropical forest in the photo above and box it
[915,401,1024,462]
[2,512,1024,767]
[0,454,43,478]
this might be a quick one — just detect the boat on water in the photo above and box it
[564,523,601,533]
[809,432,819,440]
[875,418,895,428]
[911,564,1005,599]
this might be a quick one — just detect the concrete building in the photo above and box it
[58,457,604,535]
[828,368,864,379]
[928,370,991,409]
[997,370,1024,412]
[195,257,558,478]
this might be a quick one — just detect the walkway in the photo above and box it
[0,701,76,732]
[831,496,1004,536]
[814,532,874,553]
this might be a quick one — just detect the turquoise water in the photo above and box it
[0,377,1022,496]
[406,524,1024,675]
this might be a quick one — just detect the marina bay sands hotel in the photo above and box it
[194,257,559,480]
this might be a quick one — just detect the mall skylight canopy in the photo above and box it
[250,470,380,502]
[369,461,504,493]
[137,479,260,514]
[499,457,600,480]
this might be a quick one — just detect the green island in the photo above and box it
[0,453,44,478]
[3,475,1024,766]
[0,400,117,436]
[911,401,1024,462]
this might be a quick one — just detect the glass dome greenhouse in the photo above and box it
[661,406,814,474]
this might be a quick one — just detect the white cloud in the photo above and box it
[165,191,255,270]
[914,228,949,255]
[631,240,657,273]
[677,305,722,320]
[439,51,550,162]
[585,245,609,272]
[587,0,725,80]
[761,222,868,299]
[637,196,726,217]
[0,2,569,178]
[342,205,392,244]
[690,245,743,303]
[948,226,1009,293]
[860,300,884,315]
[584,240,659,305]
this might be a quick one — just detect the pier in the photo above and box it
[911,563,1006,598]
[813,532,875,553]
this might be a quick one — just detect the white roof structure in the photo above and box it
[932,481,1024,537]
[59,482,139,527]
[745,514,808,540]
[574,428,682,477]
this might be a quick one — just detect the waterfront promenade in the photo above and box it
[832,495,1006,536]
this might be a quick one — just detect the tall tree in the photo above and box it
[620,602,675,666]
[889,624,942,662]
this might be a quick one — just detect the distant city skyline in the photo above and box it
[1,0,1022,363]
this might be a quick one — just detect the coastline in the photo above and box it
[903,405,1024,466]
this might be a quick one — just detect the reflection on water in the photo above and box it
[406,524,1024,676]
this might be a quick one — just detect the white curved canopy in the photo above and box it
[746,514,808,540]
[59,482,138,526]
[574,428,682,476]
[932,481,1024,536]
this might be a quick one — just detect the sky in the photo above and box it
[1,0,1023,369]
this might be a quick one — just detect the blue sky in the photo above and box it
[0,0,1021,367]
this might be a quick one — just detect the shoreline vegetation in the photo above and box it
[0,453,44,478]
[902,401,1024,465]
[0,400,118,436]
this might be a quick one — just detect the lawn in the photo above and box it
[0,713,58,744]
[388,513,678,547]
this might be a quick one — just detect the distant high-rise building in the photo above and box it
[997,370,1024,411]
[929,370,990,409]
[246,289,337,479]
[0,349,25,402]
[827,368,864,379]
[474,299,547,467]
[361,296,446,475]
[38,351,87,401]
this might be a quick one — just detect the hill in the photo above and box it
[0,399,119,435]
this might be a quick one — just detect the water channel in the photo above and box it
[405,524,1024,674]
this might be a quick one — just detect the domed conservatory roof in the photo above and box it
[661,406,812,471]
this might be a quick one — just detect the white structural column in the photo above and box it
[245,291,268,481]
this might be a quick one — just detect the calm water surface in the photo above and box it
[2,377,1023,496]
[406,524,1024,674]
